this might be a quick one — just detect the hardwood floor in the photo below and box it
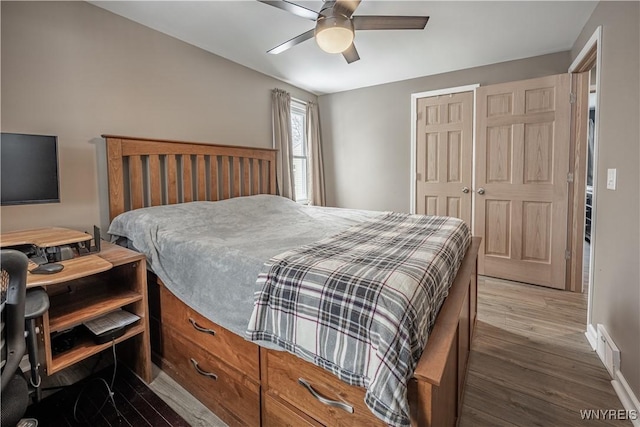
[148,276,627,426]
[459,276,627,427]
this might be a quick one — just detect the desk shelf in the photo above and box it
[49,288,143,333]
[49,323,146,375]
[36,241,151,383]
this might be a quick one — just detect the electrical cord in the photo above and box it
[72,339,122,423]
[41,352,105,392]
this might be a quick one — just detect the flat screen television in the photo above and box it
[1,133,60,205]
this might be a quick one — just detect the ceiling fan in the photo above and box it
[258,0,429,63]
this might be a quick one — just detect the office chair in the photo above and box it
[1,250,38,427]
[1,250,29,426]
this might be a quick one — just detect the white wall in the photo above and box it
[318,52,570,212]
[571,0,640,399]
[1,1,315,234]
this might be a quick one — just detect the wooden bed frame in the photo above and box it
[104,134,480,427]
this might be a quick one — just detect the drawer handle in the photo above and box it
[298,378,354,414]
[189,318,216,336]
[190,358,218,381]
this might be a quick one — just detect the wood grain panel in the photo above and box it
[243,158,250,196]
[261,161,269,194]
[524,122,554,183]
[448,102,463,123]
[447,131,462,183]
[221,156,230,200]
[522,202,551,262]
[487,93,513,117]
[447,197,461,218]
[485,200,511,257]
[167,155,178,204]
[525,87,555,113]
[197,155,206,201]
[210,156,219,201]
[129,155,144,210]
[232,157,240,198]
[426,133,439,182]
[106,138,125,219]
[426,105,439,125]
[486,126,512,183]
[252,159,260,195]
[263,394,321,427]
[182,155,193,202]
[148,155,162,206]
[425,196,438,216]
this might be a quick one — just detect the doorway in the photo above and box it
[568,26,602,338]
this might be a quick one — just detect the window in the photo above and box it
[291,101,309,203]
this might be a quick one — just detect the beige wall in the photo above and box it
[571,1,640,399]
[1,1,315,234]
[318,52,570,212]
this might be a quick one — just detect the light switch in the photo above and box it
[607,168,617,190]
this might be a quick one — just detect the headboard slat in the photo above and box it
[233,157,241,198]
[149,155,162,206]
[104,135,277,221]
[183,156,193,203]
[197,155,206,201]
[210,157,219,202]
[167,155,178,205]
[129,155,144,210]
[221,156,230,200]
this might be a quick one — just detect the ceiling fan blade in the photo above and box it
[353,16,429,31]
[258,1,319,21]
[334,0,362,18]
[267,29,315,54]
[342,43,360,64]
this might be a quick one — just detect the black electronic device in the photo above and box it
[92,326,126,344]
[29,263,64,275]
[0,133,60,206]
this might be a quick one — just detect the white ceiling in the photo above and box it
[91,1,597,95]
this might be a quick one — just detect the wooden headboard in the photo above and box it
[104,135,277,221]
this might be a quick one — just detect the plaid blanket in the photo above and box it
[246,213,470,426]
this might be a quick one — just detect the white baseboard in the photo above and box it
[612,370,640,427]
[586,323,598,350]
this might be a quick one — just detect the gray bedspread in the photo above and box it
[107,195,381,336]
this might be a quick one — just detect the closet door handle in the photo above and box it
[190,358,218,380]
[189,318,216,336]
[298,378,354,413]
[477,188,485,195]
[462,187,470,194]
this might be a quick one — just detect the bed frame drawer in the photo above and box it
[263,393,322,427]
[262,349,385,426]
[159,282,260,381]
[159,324,260,427]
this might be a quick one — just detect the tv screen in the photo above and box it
[1,133,60,205]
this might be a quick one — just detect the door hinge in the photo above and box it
[570,92,577,104]
[565,250,572,260]
[567,172,574,183]
[416,172,422,182]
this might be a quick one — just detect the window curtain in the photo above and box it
[272,89,295,200]
[306,101,326,206]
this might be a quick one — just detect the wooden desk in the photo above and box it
[1,228,151,383]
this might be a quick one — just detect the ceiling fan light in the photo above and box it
[315,15,354,54]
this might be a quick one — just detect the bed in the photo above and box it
[104,135,480,427]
